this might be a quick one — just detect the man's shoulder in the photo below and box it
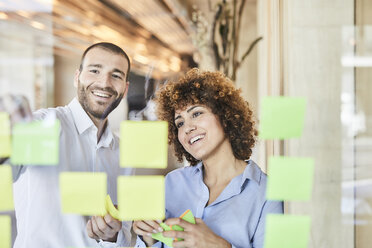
[33,105,73,126]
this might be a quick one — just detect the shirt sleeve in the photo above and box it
[10,108,57,182]
[134,235,163,247]
[251,200,284,248]
[98,221,132,247]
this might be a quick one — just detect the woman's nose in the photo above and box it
[185,124,196,134]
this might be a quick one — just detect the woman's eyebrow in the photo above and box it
[174,105,202,121]
[187,105,201,113]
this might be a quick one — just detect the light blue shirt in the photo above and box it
[136,160,283,248]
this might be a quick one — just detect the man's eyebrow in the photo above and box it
[87,64,102,68]
[86,65,125,77]
[174,115,181,121]
[113,68,125,76]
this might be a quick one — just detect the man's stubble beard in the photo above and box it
[77,79,124,120]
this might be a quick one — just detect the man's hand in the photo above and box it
[86,214,122,242]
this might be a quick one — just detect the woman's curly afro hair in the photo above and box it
[155,68,257,166]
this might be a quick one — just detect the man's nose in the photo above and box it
[98,73,112,86]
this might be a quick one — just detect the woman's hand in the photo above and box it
[163,218,231,248]
[133,220,163,246]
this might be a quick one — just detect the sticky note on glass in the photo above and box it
[120,121,168,168]
[0,165,14,211]
[267,156,314,201]
[152,209,195,246]
[60,172,107,216]
[152,222,173,247]
[105,194,122,220]
[0,215,11,248]
[264,214,311,248]
[259,97,306,139]
[0,112,11,157]
[118,176,164,221]
[11,120,60,165]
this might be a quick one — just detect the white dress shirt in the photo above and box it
[12,98,133,248]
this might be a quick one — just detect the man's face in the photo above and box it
[74,47,129,120]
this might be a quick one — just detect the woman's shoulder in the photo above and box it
[166,164,199,178]
[246,160,267,183]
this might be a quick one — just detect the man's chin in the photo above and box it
[84,102,112,119]
[87,109,108,120]
[82,95,122,120]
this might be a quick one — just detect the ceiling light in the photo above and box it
[30,20,45,30]
[0,12,8,19]
[134,54,150,64]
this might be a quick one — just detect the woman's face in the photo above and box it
[174,104,228,161]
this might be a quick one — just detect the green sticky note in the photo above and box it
[120,121,168,168]
[0,165,14,211]
[60,172,107,216]
[0,215,11,248]
[152,223,173,247]
[259,97,306,139]
[118,176,164,221]
[267,156,314,201]
[264,214,311,248]
[0,112,11,157]
[11,120,60,165]
[152,209,195,246]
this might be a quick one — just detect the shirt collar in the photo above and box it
[194,161,203,173]
[68,98,114,148]
[99,123,114,148]
[241,160,262,186]
[68,98,94,135]
[193,160,262,186]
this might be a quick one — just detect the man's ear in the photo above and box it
[122,81,130,98]
[73,69,80,88]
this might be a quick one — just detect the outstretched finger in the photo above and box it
[165,218,194,231]
[133,221,159,237]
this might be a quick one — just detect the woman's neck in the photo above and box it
[202,143,246,187]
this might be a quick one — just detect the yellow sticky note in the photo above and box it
[11,120,60,165]
[60,172,107,216]
[266,156,314,201]
[264,214,311,248]
[120,121,168,168]
[118,176,165,221]
[0,112,11,157]
[105,194,122,220]
[0,165,14,211]
[0,215,11,248]
[259,97,306,139]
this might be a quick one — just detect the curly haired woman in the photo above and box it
[134,68,283,248]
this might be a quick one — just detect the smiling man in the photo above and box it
[75,43,130,139]
[11,42,133,248]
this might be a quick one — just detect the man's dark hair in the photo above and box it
[79,42,131,81]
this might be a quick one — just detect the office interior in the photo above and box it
[0,0,372,247]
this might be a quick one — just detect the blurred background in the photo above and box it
[0,0,372,247]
